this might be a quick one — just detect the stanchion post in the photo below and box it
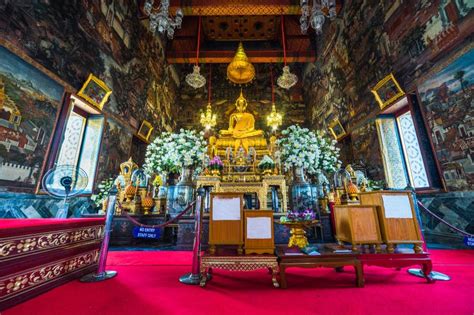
[179,188,205,285]
[80,187,118,282]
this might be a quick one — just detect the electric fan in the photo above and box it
[42,165,89,218]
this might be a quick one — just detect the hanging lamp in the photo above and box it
[226,42,255,85]
[185,16,206,89]
[200,65,217,130]
[277,16,298,90]
[267,66,283,131]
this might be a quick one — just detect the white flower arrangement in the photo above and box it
[276,125,341,176]
[276,125,321,175]
[144,129,207,176]
[258,155,275,170]
[315,134,341,174]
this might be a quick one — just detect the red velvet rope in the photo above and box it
[117,200,196,229]
[270,65,275,103]
[417,201,473,237]
[196,16,202,65]
[208,64,212,103]
[280,15,287,66]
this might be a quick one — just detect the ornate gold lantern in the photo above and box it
[200,65,217,130]
[226,42,255,85]
[266,66,282,131]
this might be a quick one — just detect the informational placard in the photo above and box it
[382,195,413,219]
[133,227,161,239]
[246,217,272,239]
[212,197,241,221]
[464,236,474,247]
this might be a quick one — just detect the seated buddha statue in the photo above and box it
[219,90,264,139]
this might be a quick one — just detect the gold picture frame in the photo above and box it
[329,119,346,141]
[137,120,154,142]
[371,73,405,110]
[77,74,112,110]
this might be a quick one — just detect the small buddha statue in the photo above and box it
[219,90,264,139]
[208,136,218,158]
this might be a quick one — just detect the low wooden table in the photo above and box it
[277,247,364,289]
[359,249,434,283]
[200,251,279,288]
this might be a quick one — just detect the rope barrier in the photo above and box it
[417,200,473,237]
[117,200,196,229]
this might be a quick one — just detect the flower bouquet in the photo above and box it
[315,133,341,174]
[144,129,207,184]
[279,208,318,249]
[276,125,320,176]
[208,156,224,176]
[90,178,115,213]
[258,155,275,175]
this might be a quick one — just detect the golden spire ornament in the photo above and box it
[226,42,255,85]
[200,65,217,130]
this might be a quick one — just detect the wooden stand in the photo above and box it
[359,191,423,253]
[333,205,383,252]
[208,193,244,255]
[244,210,275,255]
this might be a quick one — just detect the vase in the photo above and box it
[292,166,307,184]
[177,167,194,186]
[211,169,220,176]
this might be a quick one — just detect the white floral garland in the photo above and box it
[144,129,207,176]
[276,125,341,175]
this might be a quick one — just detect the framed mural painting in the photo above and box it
[371,73,405,110]
[77,74,112,110]
[0,45,65,192]
[329,119,347,141]
[137,120,153,142]
[417,47,474,191]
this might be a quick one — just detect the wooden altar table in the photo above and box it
[200,250,279,288]
[276,247,364,289]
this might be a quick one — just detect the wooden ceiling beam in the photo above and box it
[166,50,316,64]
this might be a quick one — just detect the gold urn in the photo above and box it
[142,192,154,215]
[347,181,359,201]
[226,42,255,84]
[124,183,137,202]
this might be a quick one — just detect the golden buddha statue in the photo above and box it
[220,90,263,138]
[219,91,264,152]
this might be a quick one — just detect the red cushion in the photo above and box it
[0,218,105,238]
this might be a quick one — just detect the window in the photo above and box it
[376,106,430,190]
[53,96,104,193]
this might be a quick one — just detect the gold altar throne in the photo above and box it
[199,91,287,212]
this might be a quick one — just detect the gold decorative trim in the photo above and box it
[0,226,104,260]
[0,250,99,301]
[371,73,405,110]
[77,74,112,110]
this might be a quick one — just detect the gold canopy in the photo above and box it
[226,42,255,84]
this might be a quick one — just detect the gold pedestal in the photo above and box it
[280,221,319,249]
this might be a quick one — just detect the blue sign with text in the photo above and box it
[133,227,161,239]
[464,236,474,247]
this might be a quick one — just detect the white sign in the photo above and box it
[382,195,413,219]
[246,217,272,239]
[212,197,241,221]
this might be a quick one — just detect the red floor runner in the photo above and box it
[5,250,474,315]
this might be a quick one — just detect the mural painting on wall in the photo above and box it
[0,46,64,191]
[305,0,473,131]
[0,1,177,132]
[350,122,384,181]
[418,48,474,191]
[96,117,133,185]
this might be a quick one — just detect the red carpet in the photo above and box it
[5,250,473,315]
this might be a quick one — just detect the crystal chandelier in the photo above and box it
[267,67,283,131]
[144,0,183,39]
[300,0,337,35]
[200,66,216,130]
[277,16,298,90]
[185,17,206,89]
